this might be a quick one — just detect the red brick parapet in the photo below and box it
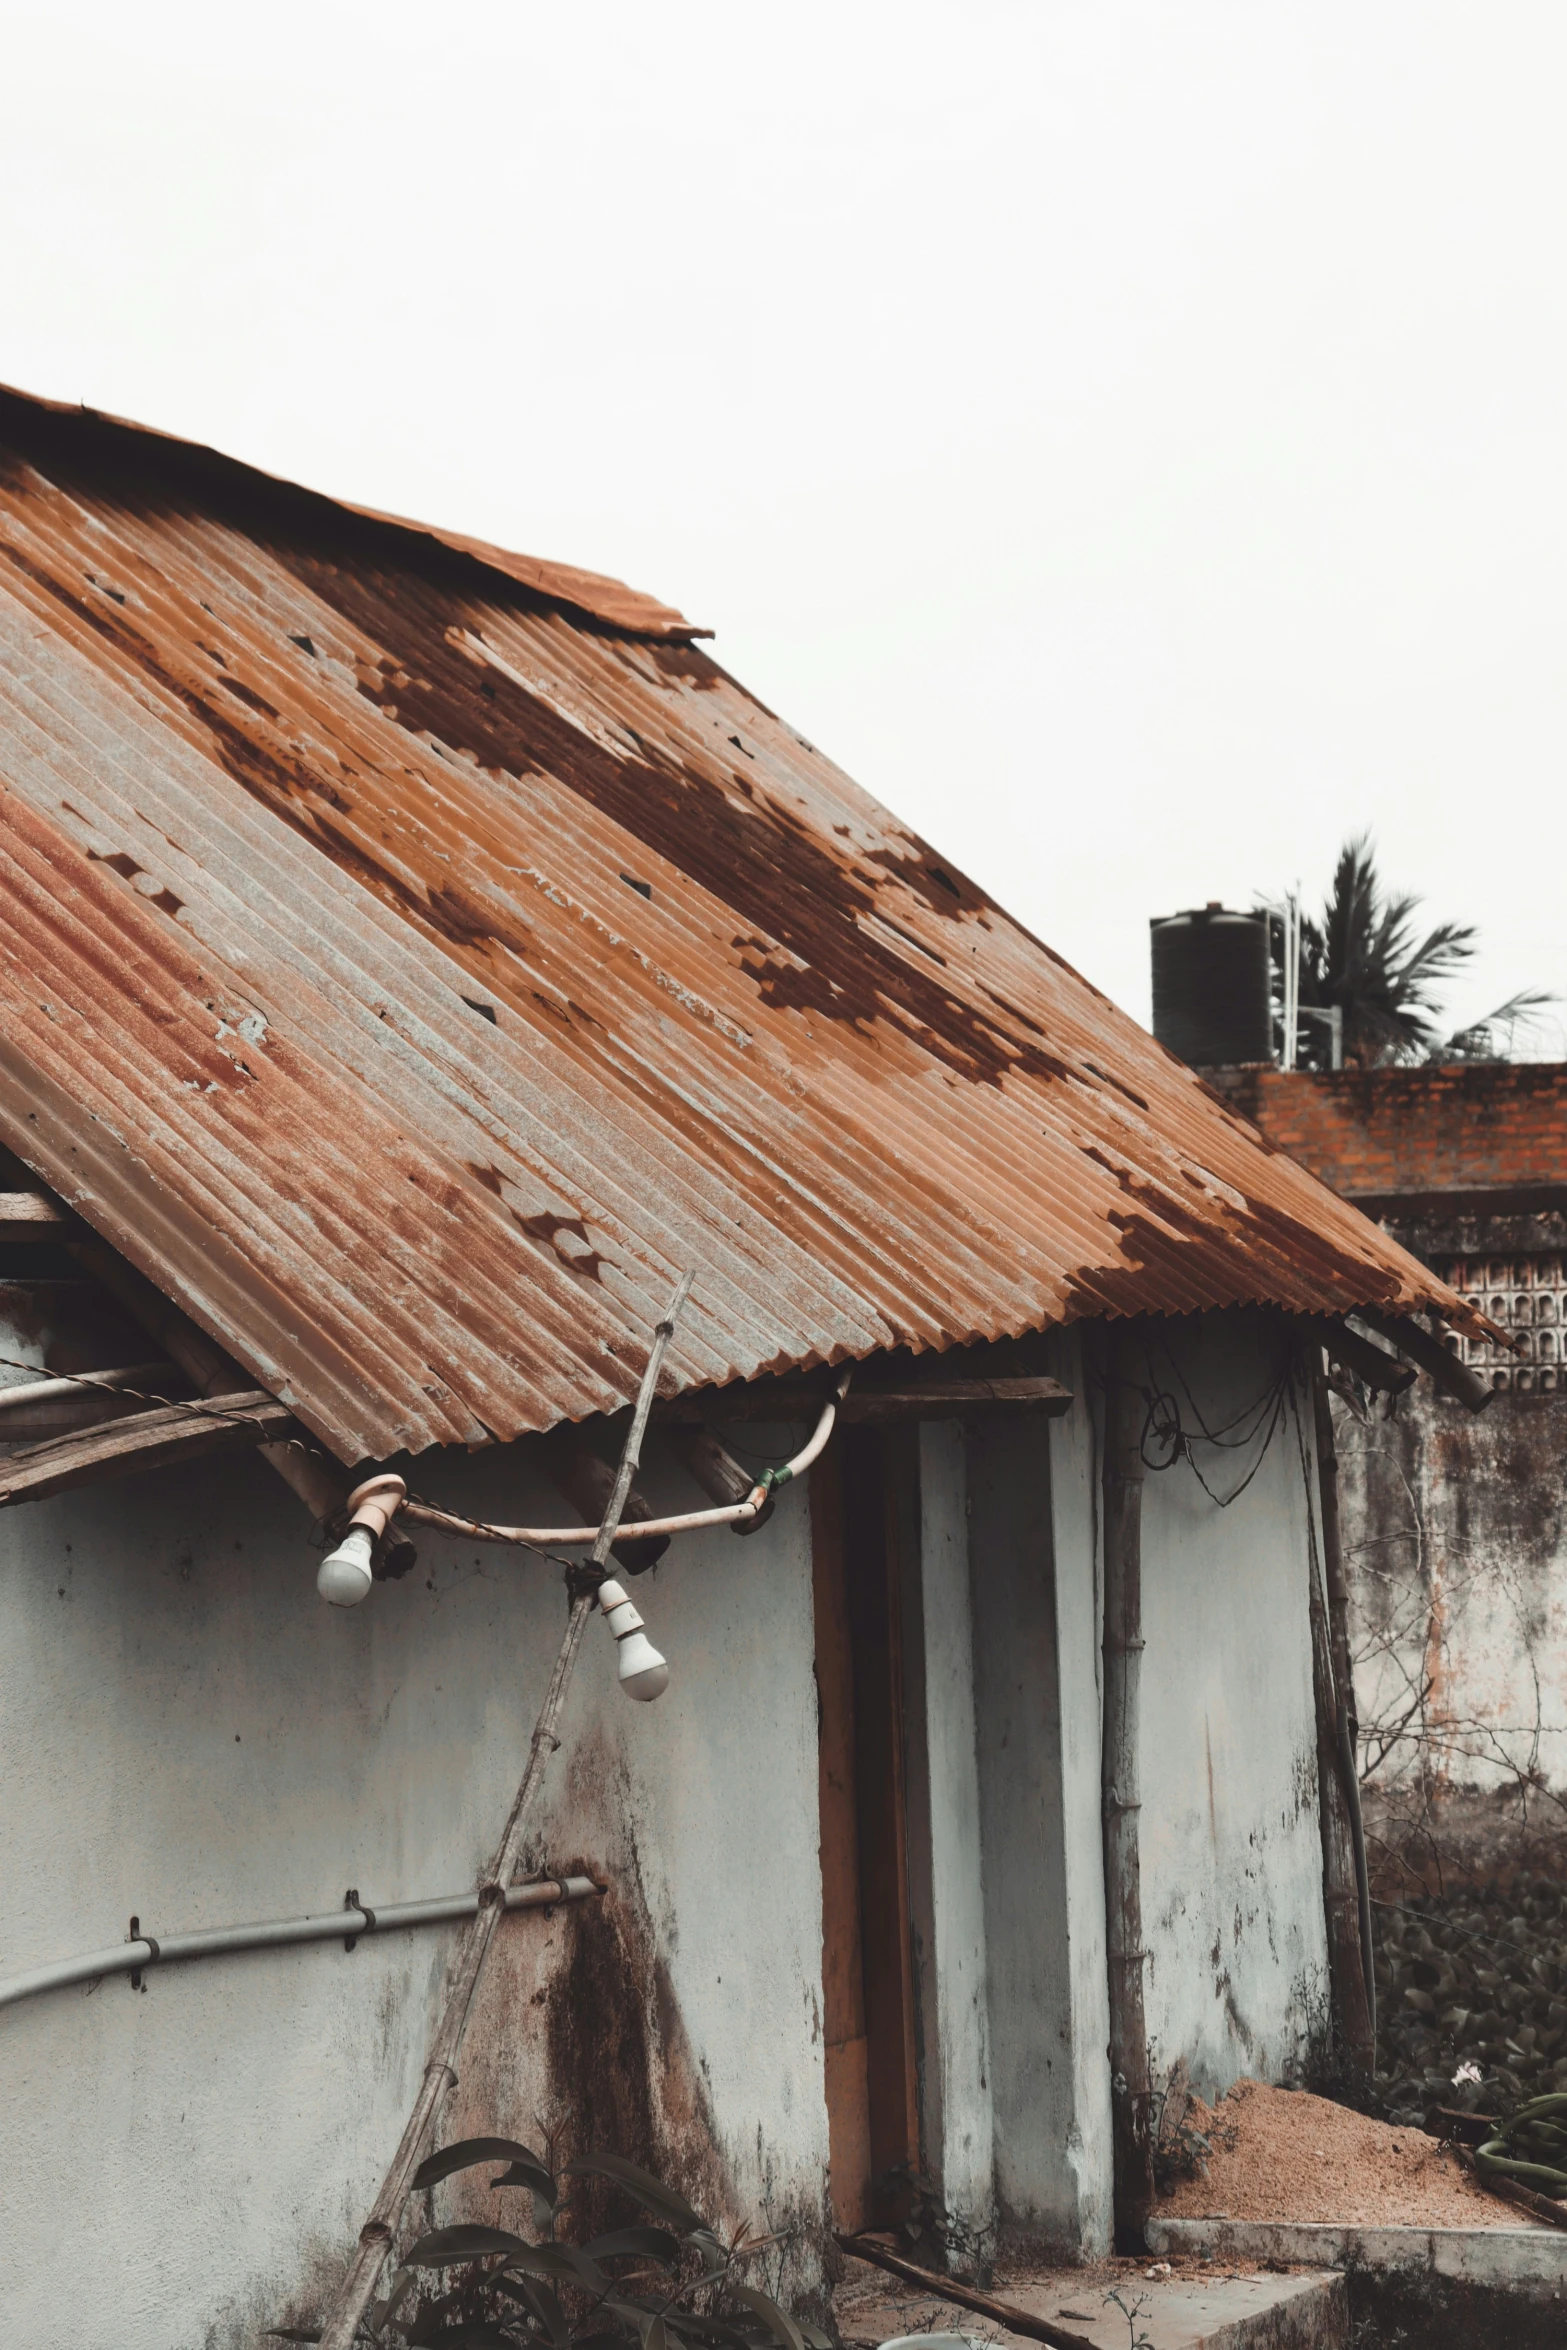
[1208,1063,1567,1209]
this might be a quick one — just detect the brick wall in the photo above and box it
[1209,1062,1567,1207]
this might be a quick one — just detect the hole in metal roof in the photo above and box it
[620,873,652,901]
[461,997,498,1024]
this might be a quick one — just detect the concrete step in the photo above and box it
[1147,2220,1567,2346]
[995,2268,1346,2348]
[1147,2216,1565,2299]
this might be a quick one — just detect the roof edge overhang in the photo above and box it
[0,380,709,643]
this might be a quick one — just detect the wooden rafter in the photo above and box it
[0,1188,75,1235]
[654,1373,1072,1422]
[0,1392,296,1508]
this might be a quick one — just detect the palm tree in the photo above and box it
[1280,837,1550,1070]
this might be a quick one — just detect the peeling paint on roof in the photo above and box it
[0,386,1478,1463]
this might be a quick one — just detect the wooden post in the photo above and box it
[1100,1331,1155,2252]
[1310,1358,1376,2068]
[1313,1363,1355,1731]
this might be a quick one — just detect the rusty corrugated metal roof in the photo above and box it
[0,387,704,642]
[0,386,1478,1463]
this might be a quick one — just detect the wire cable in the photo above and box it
[1134,1327,1293,1506]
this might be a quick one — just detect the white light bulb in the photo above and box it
[616,1628,670,1702]
[317,1524,375,1607]
[596,1578,670,1701]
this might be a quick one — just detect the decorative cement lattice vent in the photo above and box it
[1442,1255,1567,1391]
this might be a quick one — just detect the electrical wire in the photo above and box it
[1134,1328,1293,1507]
[0,1349,321,1451]
[1152,1327,1287,1446]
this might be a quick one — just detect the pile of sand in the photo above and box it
[1159,2076,1540,2228]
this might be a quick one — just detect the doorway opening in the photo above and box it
[813,1424,920,2232]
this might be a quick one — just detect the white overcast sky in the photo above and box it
[2,3,1562,1043]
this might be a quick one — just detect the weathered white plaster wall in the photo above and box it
[1,1418,829,2350]
[1136,1316,1330,2097]
[4,1304,1338,2329]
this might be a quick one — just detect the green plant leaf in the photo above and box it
[563,2155,708,2234]
[490,2162,561,2202]
[406,2224,530,2267]
[414,2139,556,2199]
[640,2318,667,2350]
[631,2305,749,2350]
[496,2272,571,2348]
[728,2286,804,2350]
[582,2227,682,2266]
[602,2289,721,2348]
[408,2312,527,2350]
[509,2239,609,2295]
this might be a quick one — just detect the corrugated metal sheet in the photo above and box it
[0,387,703,643]
[0,387,1481,1464]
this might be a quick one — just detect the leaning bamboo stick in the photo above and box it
[835,2234,1098,2350]
[316,1272,693,2350]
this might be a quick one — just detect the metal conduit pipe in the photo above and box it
[394,1372,848,1555]
[0,1875,602,2015]
[403,1491,769,1547]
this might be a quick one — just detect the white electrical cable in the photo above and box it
[0,1875,601,2014]
[398,1373,848,1553]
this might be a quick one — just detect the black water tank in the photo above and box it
[1150,905,1273,1068]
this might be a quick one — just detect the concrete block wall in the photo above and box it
[1338,1382,1567,1804]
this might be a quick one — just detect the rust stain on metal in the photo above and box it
[0,384,1482,1464]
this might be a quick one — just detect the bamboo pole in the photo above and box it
[317,1272,692,2350]
[1312,1364,1354,1716]
[1311,1358,1376,2062]
[1100,1331,1155,2253]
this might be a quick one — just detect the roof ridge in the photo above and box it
[0,379,706,643]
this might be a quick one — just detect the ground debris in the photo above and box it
[1156,2075,1543,2228]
